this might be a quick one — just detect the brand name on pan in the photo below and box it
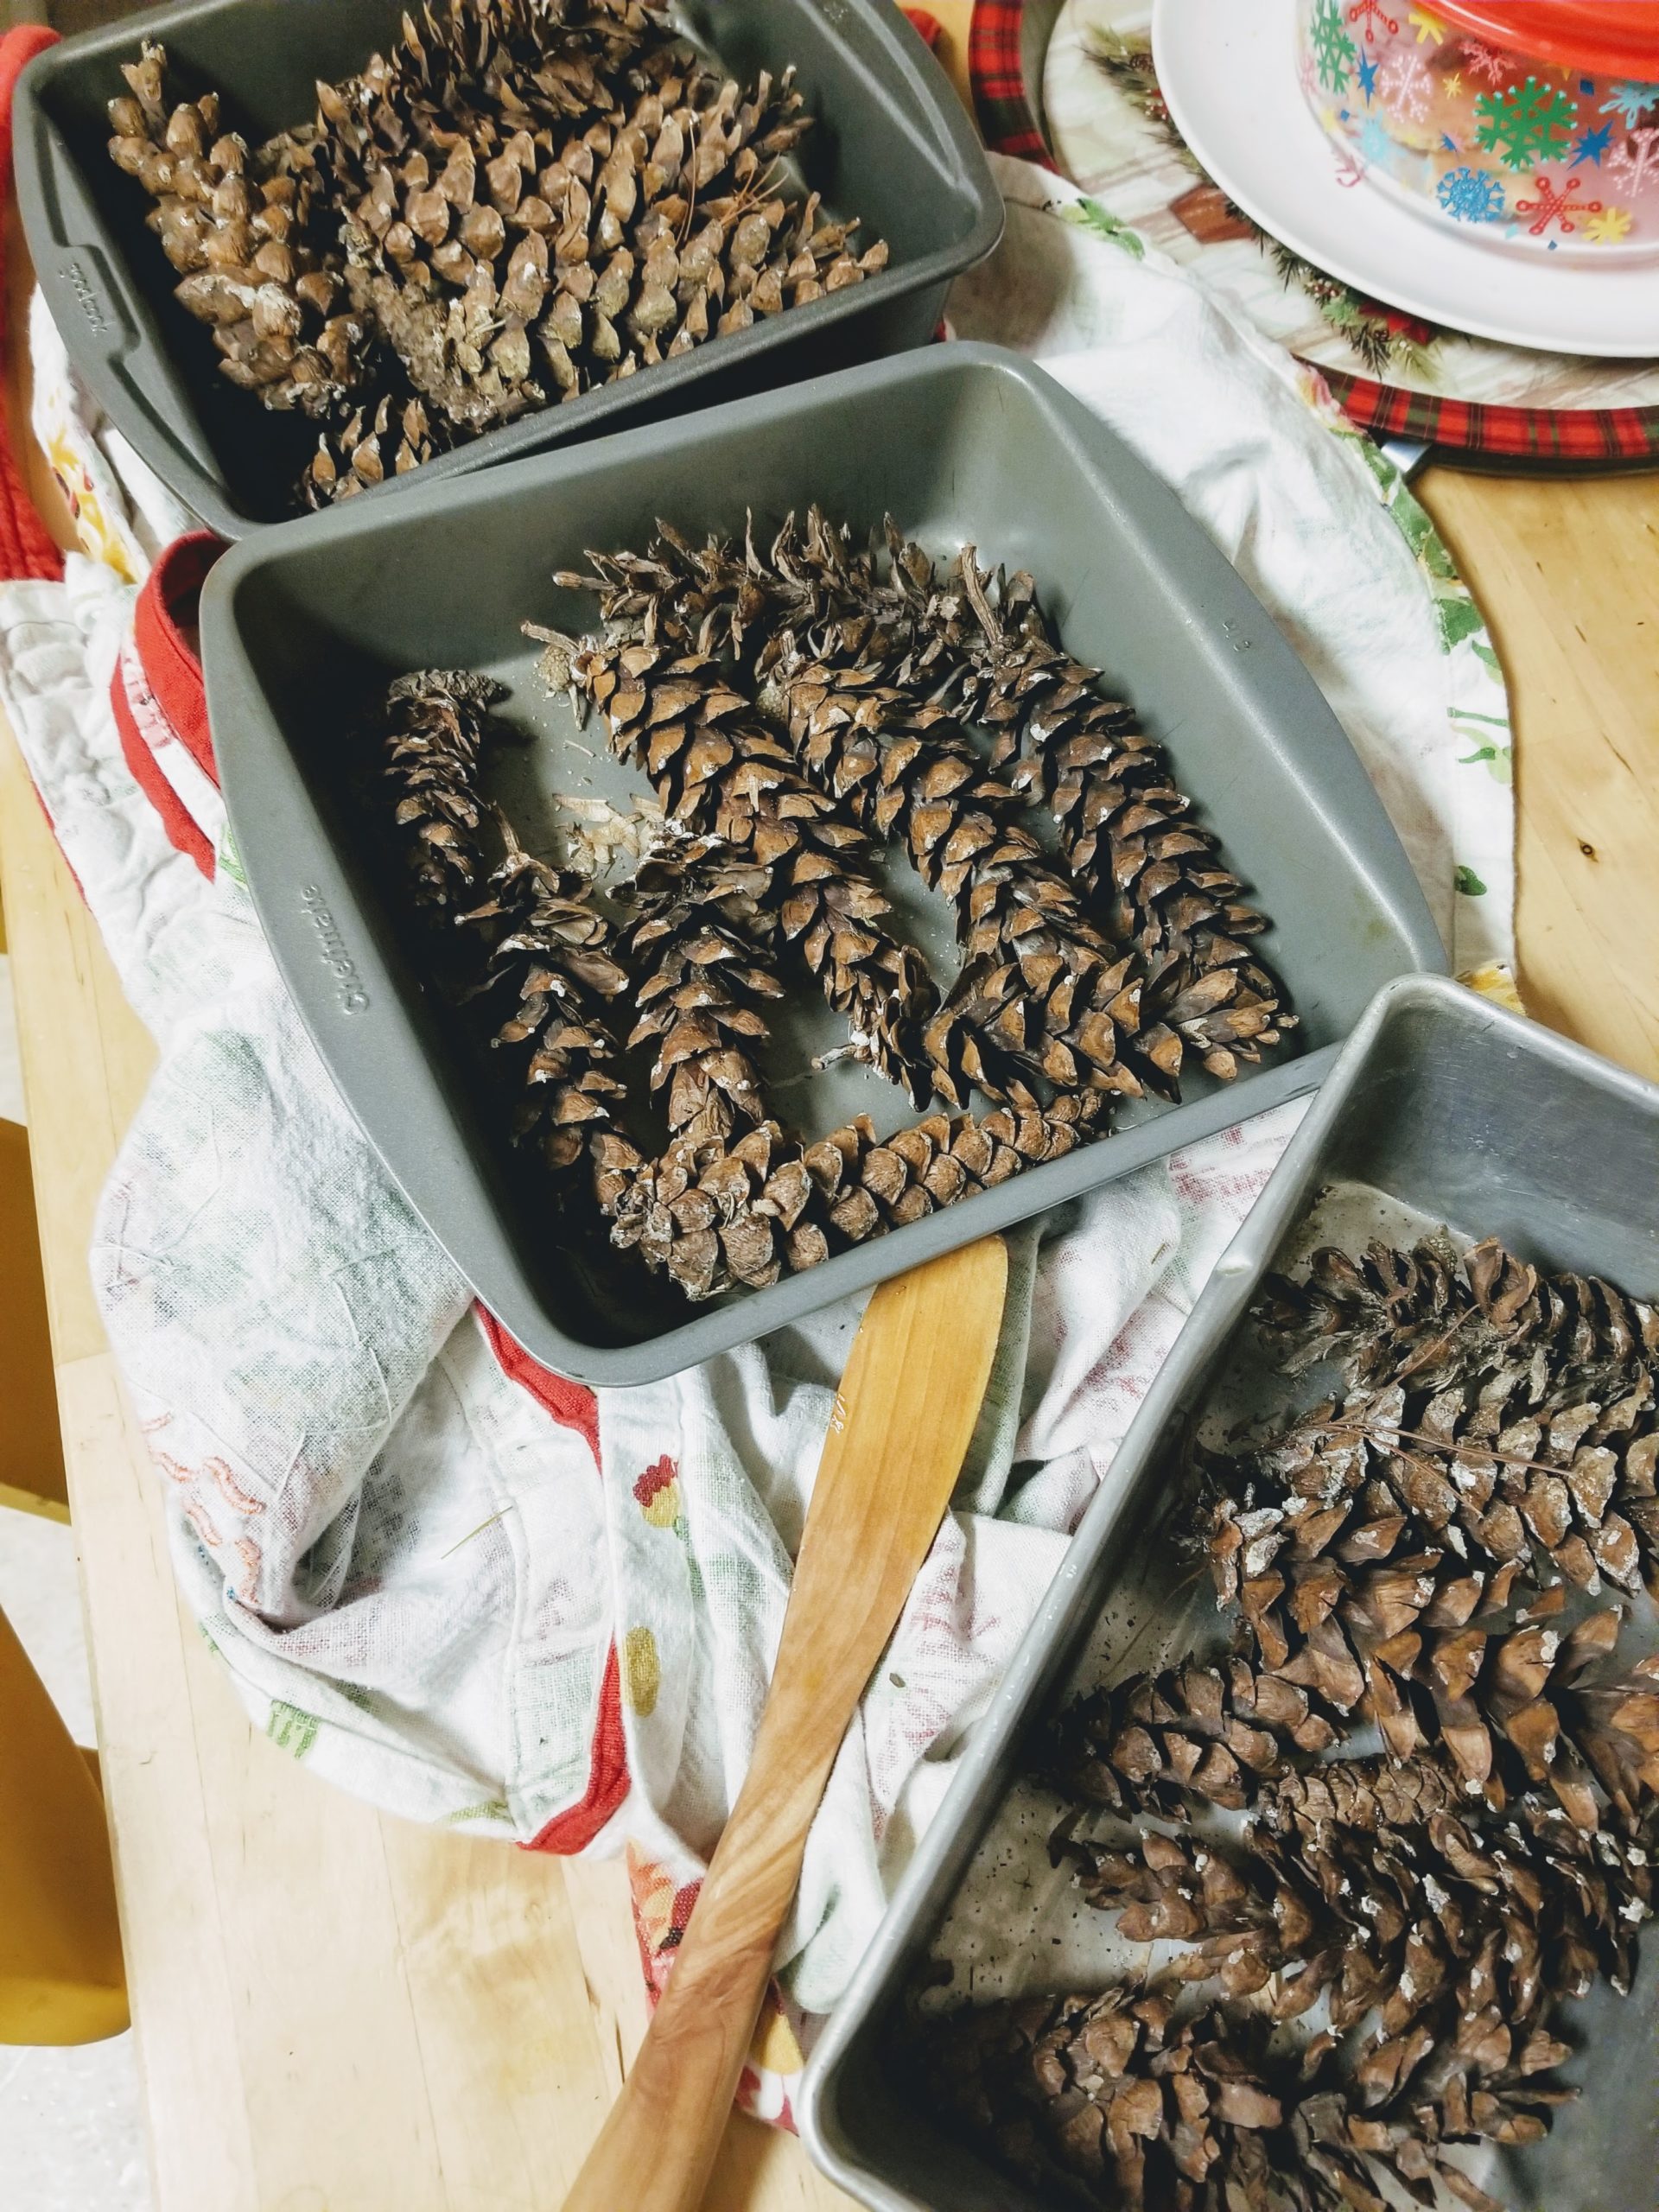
[63,257,109,334]
[299,886,370,1014]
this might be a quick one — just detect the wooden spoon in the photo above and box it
[562,1236,1009,2212]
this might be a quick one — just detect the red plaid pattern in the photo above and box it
[969,0,1055,167]
[1324,367,1659,463]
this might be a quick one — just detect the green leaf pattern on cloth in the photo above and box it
[1061,195,1147,257]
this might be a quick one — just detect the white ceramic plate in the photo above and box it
[1151,0,1659,358]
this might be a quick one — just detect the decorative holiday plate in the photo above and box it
[1150,0,1659,356]
[1042,0,1659,448]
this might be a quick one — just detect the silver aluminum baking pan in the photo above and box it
[802,973,1659,2212]
[200,346,1445,1384]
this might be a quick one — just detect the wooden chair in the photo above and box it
[0,1111,69,1520]
[0,909,127,2041]
[0,1600,129,2044]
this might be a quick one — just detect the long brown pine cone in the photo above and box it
[378,667,510,918]
[905,1990,1510,2212]
[618,841,784,1147]
[553,506,931,683]
[939,548,1292,1083]
[315,3,883,432]
[1236,1236,1659,1605]
[1256,1233,1659,1398]
[107,42,370,416]
[571,632,937,1105]
[1060,1781,1653,2043]
[300,391,449,507]
[772,657,1178,1109]
[459,821,631,1176]
[593,1092,1105,1302]
[1209,1477,1659,1827]
[556,506,1285,1084]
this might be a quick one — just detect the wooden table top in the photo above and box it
[1,13,1656,2204]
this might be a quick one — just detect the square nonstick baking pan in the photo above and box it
[199,342,1446,1385]
[16,0,1001,535]
[800,972,1659,2212]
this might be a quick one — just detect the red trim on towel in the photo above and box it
[478,1303,602,1466]
[902,8,944,46]
[0,25,65,584]
[111,650,213,875]
[479,1308,626,1853]
[525,1641,631,1855]
[132,531,223,785]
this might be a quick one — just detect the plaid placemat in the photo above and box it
[997,0,1659,463]
[1325,371,1659,463]
[971,0,1055,164]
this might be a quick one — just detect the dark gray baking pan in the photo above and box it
[801,973,1659,2212]
[15,0,1001,537]
[200,342,1445,1385]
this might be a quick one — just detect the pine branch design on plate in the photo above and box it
[1085,27,1440,379]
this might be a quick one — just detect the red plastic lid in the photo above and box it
[1429,3,1659,79]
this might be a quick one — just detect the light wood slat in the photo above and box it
[0,727,156,1363]
[1416,469,1659,1083]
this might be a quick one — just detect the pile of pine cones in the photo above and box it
[105,1,889,510]
[911,1232,1659,2210]
[371,506,1294,1306]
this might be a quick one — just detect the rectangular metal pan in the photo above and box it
[15,0,1001,536]
[199,343,1445,1385]
[801,971,1659,2212]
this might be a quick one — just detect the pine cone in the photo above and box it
[1236,1238,1659,1607]
[593,1092,1104,1301]
[906,1993,1302,2210]
[108,42,369,416]
[378,667,509,918]
[300,391,448,507]
[323,12,879,429]
[572,634,938,1103]
[619,842,784,1144]
[1043,1656,1335,1819]
[315,0,672,207]
[947,549,1293,1082]
[1210,1477,1657,1823]
[772,657,1177,1107]
[1061,1780,1654,2033]
[460,823,630,1174]
[556,507,1286,1090]
[906,1992,1515,2212]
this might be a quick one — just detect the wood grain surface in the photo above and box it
[1,18,1656,2197]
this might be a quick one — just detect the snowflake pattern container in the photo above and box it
[1294,0,1659,258]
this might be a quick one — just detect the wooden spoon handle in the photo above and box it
[562,1237,1009,2212]
[560,1730,822,2212]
